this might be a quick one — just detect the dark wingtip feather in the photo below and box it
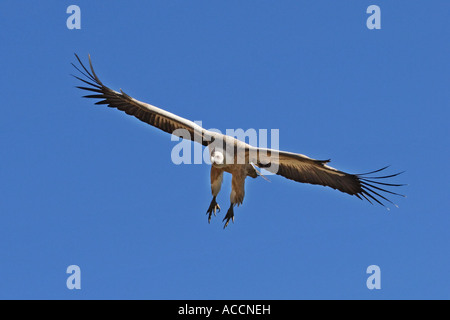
[72,54,109,104]
[355,166,405,208]
[73,53,96,82]
[94,100,109,105]
[76,86,103,93]
[71,74,102,89]
[83,94,105,99]
[355,165,390,176]
[365,171,405,180]
[88,54,103,85]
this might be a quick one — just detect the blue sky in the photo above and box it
[0,1,449,299]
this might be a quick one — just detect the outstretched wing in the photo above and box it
[252,148,405,206]
[72,54,210,146]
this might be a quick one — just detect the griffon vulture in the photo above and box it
[72,54,405,228]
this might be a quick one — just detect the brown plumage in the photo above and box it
[73,54,405,228]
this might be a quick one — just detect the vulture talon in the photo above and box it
[206,197,221,223]
[222,206,235,229]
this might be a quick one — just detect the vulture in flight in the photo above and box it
[72,54,405,228]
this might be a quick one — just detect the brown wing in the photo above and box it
[72,54,210,146]
[252,148,405,206]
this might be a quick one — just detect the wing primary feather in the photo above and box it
[76,86,103,93]
[362,171,405,179]
[87,54,104,86]
[83,94,106,99]
[355,165,390,176]
[361,190,385,206]
[360,178,406,187]
[361,181,405,197]
[71,62,95,82]
[71,74,102,89]
[360,192,374,205]
[362,185,395,205]
[94,100,109,105]
[74,54,96,82]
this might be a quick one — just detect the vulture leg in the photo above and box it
[223,166,246,229]
[206,167,223,223]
